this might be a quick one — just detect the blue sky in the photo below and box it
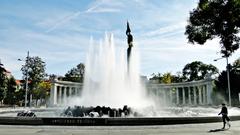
[0,0,239,79]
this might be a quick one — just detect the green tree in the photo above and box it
[150,72,184,84]
[185,0,240,57]
[33,81,51,100]
[162,73,172,84]
[149,73,162,83]
[0,63,7,102]
[215,58,240,106]
[63,63,85,82]
[232,58,240,72]
[171,72,184,83]
[15,87,25,106]
[21,56,46,100]
[182,61,218,81]
[4,77,17,105]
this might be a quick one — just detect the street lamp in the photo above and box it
[214,56,231,106]
[18,51,29,108]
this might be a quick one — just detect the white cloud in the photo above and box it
[44,0,124,33]
[45,11,83,33]
[143,22,186,38]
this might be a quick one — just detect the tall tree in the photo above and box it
[63,63,85,82]
[0,63,7,102]
[21,56,46,98]
[185,0,240,57]
[4,77,17,105]
[182,61,218,81]
[215,58,240,106]
[33,81,51,106]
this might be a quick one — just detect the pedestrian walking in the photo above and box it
[218,103,231,129]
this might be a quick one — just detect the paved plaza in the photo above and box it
[0,121,239,135]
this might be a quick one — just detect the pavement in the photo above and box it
[0,120,239,135]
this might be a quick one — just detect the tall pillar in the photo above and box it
[78,87,82,96]
[157,89,161,104]
[163,90,167,105]
[206,81,213,104]
[202,85,206,105]
[169,88,173,106]
[188,87,192,105]
[73,87,77,96]
[198,86,202,105]
[182,87,186,105]
[176,88,179,105]
[193,86,197,105]
[70,87,73,96]
[69,87,72,97]
[59,86,62,105]
[50,83,58,105]
[63,87,67,104]
[54,85,58,105]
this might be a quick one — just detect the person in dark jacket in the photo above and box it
[218,103,230,129]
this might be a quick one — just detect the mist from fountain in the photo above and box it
[68,34,154,109]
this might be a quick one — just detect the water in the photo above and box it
[1,107,240,117]
[68,34,153,109]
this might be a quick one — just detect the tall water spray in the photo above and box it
[69,33,153,109]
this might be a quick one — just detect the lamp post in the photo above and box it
[214,56,231,106]
[18,51,29,108]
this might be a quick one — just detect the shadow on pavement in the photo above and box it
[208,128,227,132]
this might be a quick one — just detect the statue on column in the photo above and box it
[126,21,133,67]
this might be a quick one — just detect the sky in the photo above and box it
[0,0,239,79]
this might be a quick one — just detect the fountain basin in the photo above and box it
[0,116,240,126]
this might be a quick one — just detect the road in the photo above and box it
[0,121,239,135]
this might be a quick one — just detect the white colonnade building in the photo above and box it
[147,78,213,106]
[50,80,83,106]
[50,78,213,106]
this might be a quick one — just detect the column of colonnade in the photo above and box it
[50,82,82,106]
[151,80,213,106]
[174,83,212,106]
[188,87,191,104]
[171,85,204,106]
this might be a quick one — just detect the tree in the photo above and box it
[33,81,51,106]
[149,73,162,83]
[4,77,17,105]
[162,73,172,84]
[171,72,185,83]
[48,74,57,81]
[232,58,240,73]
[21,56,46,100]
[150,72,184,84]
[63,63,85,82]
[15,88,25,106]
[215,58,240,106]
[0,64,7,102]
[185,0,240,57]
[182,61,218,81]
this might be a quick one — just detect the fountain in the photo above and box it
[68,22,154,110]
